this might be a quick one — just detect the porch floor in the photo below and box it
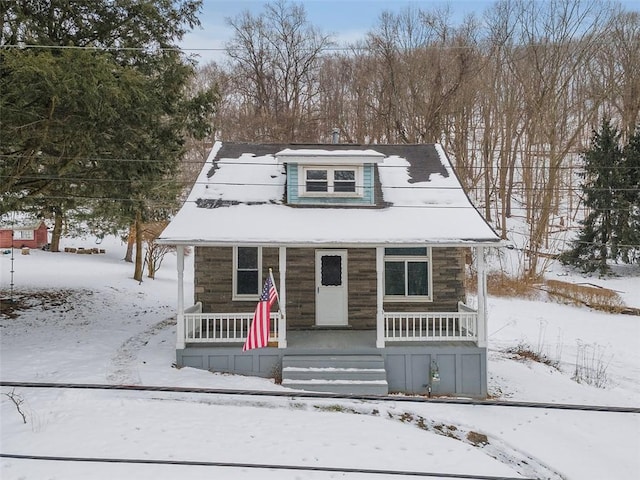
[287,329,376,349]
[285,329,476,350]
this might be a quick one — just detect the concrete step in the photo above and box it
[282,354,386,370]
[281,354,388,395]
[281,379,388,395]
[282,366,386,381]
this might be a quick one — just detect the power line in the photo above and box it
[0,453,533,479]
[2,175,638,194]
[1,154,637,170]
[3,39,640,53]
[2,194,638,226]
[2,381,639,412]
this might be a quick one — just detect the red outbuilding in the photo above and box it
[0,220,49,249]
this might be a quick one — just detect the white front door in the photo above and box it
[315,250,348,326]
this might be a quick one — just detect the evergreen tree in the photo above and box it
[560,119,639,273]
[619,127,640,264]
[1,1,218,278]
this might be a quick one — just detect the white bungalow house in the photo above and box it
[157,142,500,397]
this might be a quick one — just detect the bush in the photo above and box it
[543,279,624,312]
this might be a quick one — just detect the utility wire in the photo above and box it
[3,193,638,214]
[3,40,640,53]
[1,381,639,412]
[2,154,638,169]
[0,453,534,480]
[3,174,639,193]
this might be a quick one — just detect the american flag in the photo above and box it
[243,274,278,352]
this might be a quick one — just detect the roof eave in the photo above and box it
[157,238,502,248]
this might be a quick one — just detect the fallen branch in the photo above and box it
[3,389,27,423]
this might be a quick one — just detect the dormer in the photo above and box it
[275,148,385,206]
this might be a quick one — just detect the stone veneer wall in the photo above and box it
[385,246,467,313]
[194,246,280,313]
[194,246,467,326]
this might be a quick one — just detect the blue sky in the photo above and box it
[181,0,639,65]
[181,0,495,63]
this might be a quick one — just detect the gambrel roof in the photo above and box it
[158,142,500,246]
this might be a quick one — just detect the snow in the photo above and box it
[158,142,500,245]
[202,152,285,203]
[2,236,640,479]
[275,148,386,163]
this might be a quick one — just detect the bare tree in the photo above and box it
[225,0,333,141]
[592,10,640,141]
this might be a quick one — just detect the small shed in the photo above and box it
[0,219,49,249]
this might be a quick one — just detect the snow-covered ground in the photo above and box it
[1,236,639,479]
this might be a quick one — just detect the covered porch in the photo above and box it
[172,244,490,397]
[173,245,489,351]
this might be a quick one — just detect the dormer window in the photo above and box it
[275,148,384,205]
[303,167,360,196]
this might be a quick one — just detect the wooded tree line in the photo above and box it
[200,0,639,278]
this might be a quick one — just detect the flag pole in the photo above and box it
[268,267,279,308]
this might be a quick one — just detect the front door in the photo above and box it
[315,250,348,326]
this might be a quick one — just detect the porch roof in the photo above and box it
[158,142,500,247]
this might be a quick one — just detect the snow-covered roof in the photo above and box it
[0,213,45,230]
[158,142,500,246]
[275,148,386,165]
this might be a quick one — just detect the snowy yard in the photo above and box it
[1,237,639,479]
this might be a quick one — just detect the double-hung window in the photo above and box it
[233,246,262,299]
[302,167,360,196]
[14,230,34,240]
[384,247,432,302]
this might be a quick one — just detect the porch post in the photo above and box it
[176,245,185,350]
[376,246,385,348]
[278,246,287,348]
[476,246,487,348]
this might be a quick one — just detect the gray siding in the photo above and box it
[178,344,487,397]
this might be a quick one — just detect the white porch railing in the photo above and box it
[182,307,476,345]
[184,311,280,344]
[384,310,477,342]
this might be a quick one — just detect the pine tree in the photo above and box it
[619,127,640,265]
[1,1,218,278]
[560,119,639,273]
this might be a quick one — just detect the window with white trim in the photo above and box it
[384,247,432,301]
[301,166,361,196]
[14,230,34,240]
[233,246,262,299]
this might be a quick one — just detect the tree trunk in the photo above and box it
[50,211,63,252]
[133,212,143,282]
[124,223,135,262]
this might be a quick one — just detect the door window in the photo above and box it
[321,255,342,286]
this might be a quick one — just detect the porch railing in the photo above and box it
[182,307,476,345]
[384,310,477,342]
[183,311,280,344]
